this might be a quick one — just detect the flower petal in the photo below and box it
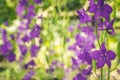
[89,4,97,13]
[107,50,116,60]
[97,60,105,69]
[100,43,106,54]
[90,50,101,60]
[103,4,113,14]
[106,60,111,68]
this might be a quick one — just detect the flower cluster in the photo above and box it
[69,0,116,79]
[0,0,41,79]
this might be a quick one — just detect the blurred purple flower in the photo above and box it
[90,43,116,68]
[16,4,25,16]
[30,44,40,57]
[68,26,74,32]
[26,5,36,18]
[89,0,95,5]
[66,38,70,42]
[4,21,9,26]
[89,0,112,20]
[19,45,27,56]
[82,67,92,76]
[75,34,85,48]
[6,53,16,62]
[20,0,28,6]
[23,70,35,80]
[0,42,12,55]
[68,44,77,51]
[77,8,91,23]
[72,57,78,66]
[80,26,94,34]
[30,25,41,38]
[22,35,31,42]
[1,29,8,43]
[73,73,86,80]
[33,0,41,4]
[78,51,92,64]
[24,60,36,69]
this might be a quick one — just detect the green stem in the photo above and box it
[95,21,103,80]
[100,68,103,80]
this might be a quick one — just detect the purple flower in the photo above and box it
[89,0,112,20]
[24,60,36,69]
[4,21,9,26]
[20,0,28,6]
[23,70,35,80]
[1,29,8,43]
[78,50,92,64]
[30,44,40,57]
[19,45,27,56]
[33,0,41,4]
[82,67,92,76]
[26,5,36,18]
[0,42,12,55]
[90,43,116,68]
[30,25,41,38]
[68,26,74,32]
[22,35,31,42]
[75,34,85,48]
[75,33,95,51]
[89,0,95,5]
[68,44,77,51]
[105,19,115,35]
[72,57,79,66]
[77,8,91,23]
[73,73,86,80]
[80,26,94,34]
[16,4,25,16]
[6,53,16,62]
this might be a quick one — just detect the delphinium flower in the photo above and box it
[23,70,35,80]
[73,73,86,80]
[30,24,41,38]
[90,43,116,68]
[89,0,112,20]
[14,0,42,79]
[69,25,96,79]
[0,29,16,62]
[68,0,117,79]
[77,8,91,23]
[30,44,40,57]
[104,19,115,35]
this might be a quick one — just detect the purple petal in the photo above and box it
[97,60,105,69]
[6,53,16,62]
[100,43,106,54]
[90,50,101,60]
[107,50,116,60]
[97,0,104,7]
[106,19,115,35]
[89,0,95,5]
[103,4,113,14]
[106,60,111,68]
[88,4,97,13]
